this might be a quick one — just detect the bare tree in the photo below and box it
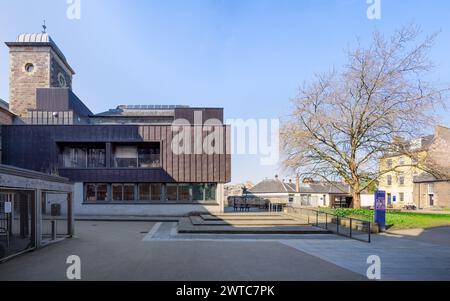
[282,25,449,208]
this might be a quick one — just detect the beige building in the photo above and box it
[379,126,450,208]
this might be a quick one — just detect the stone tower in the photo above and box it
[6,33,75,118]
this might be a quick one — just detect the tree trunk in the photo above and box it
[351,190,361,208]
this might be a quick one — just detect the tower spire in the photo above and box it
[42,20,47,34]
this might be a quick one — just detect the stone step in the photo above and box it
[178,218,331,234]
[200,214,294,221]
[190,216,306,226]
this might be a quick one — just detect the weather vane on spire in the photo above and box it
[42,20,47,34]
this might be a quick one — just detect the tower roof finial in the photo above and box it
[42,20,47,34]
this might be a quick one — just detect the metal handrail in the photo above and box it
[285,205,372,243]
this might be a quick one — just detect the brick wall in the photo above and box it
[9,46,51,117]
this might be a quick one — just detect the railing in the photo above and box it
[285,206,372,243]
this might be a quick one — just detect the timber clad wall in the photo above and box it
[1,125,231,183]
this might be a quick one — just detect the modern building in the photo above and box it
[247,176,373,208]
[379,126,450,208]
[1,99,74,261]
[0,32,231,217]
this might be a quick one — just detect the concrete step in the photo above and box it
[178,216,332,234]
[200,214,291,221]
[190,216,306,227]
[178,218,331,234]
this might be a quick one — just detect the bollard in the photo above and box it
[51,220,57,241]
[350,219,353,238]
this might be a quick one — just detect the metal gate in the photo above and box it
[0,191,36,261]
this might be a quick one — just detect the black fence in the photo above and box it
[285,206,372,243]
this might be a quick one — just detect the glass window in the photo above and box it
[112,184,123,201]
[62,146,105,168]
[386,159,393,169]
[114,144,161,168]
[427,184,434,195]
[399,173,405,185]
[387,175,392,186]
[166,184,178,201]
[138,146,160,168]
[178,184,191,201]
[399,157,405,165]
[86,184,96,202]
[88,149,106,168]
[139,184,151,201]
[150,184,161,201]
[115,146,138,168]
[399,192,405,202]
[96,184,108,201]
[205,184,216,201]
[192,184,204,201]
[63,147,87,168]
[123,184,135,201]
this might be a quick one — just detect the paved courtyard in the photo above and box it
[0,221,449,281]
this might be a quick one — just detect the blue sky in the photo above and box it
[1,0,450,184]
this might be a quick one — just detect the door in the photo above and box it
[0,191,36,260]
[387,193,392,205]
[429,194,434,206]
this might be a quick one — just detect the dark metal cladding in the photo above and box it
[1,124,231,183]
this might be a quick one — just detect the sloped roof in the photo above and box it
[249,179,296,194]
[94,105,186,117]
[249,178,350,194]
[6,33,74,74]
[0,98,8,110]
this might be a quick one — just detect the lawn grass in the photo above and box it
[318,208,450,230]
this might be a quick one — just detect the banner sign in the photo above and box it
[374,190,386,231]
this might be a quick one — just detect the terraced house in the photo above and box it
[0,32,231,217]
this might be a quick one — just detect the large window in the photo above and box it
[62,146,105,168]
[178,184,190,201]
[138,184,161,201]
[114,144,160,168]
[85,183,216,203]
[192,184,204,201]
[205,184,216,201]
[85,184,108,202]
[151,184,162,201]
[112,184,123,201]
[138,184,151,201]
[166,184,178,201]
[123,184,135,201]
[165,183,217,202]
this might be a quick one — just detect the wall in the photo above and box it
[2,125,231,183]
[414,181,450,208]
[73,182,224,216]
[0,109,13,125]
[8,46,51,117]
[361,194,374,208]
[379,154,423,207]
